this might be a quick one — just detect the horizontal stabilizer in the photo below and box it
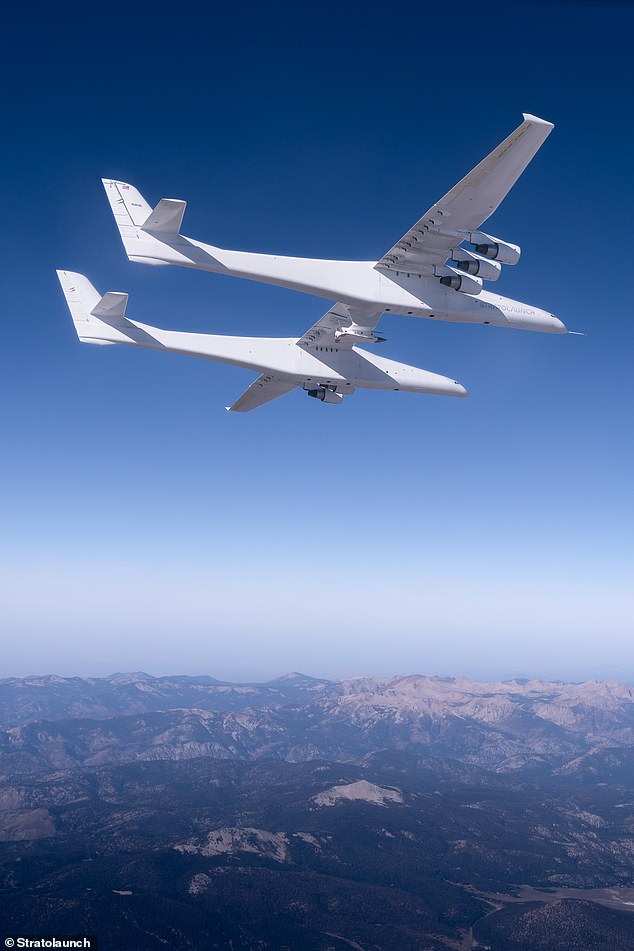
[142,198,186,234]
[91,291,128,319]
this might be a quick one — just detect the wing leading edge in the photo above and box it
[227,374,298,413]
[375,114,554,279]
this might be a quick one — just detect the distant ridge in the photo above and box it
[0,673,634,775]
[107,671,156,683]
[265,672,330,686]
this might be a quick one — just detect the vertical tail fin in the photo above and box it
[56,270,102,332]
[57,270,141,345]
[102,179,153,228]
[101,179,188,265]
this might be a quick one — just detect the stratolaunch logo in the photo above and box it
[4,939,97,949]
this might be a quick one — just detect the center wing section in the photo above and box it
[375,114,554,279]
[297,302,385,349]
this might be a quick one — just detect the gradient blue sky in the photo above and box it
[1,1,632,680]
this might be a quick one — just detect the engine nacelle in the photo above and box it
[468,231,521,265]
[451,249,502,281]
[306,387,344,404]
[434,265,482,296]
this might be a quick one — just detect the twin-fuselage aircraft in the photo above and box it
[58,114,566,411]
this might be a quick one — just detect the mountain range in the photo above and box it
[1,672,633,775]
[1,671,633,949]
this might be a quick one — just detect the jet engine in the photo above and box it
[306,387,344,404]
[434,265,482,295]
[467,231,521,265]
[451,249,502,281]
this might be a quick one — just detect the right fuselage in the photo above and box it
[129,233,566,335]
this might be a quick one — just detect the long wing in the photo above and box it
[297,302,385,349]
[227,374,298,413]
[376,114,553,277]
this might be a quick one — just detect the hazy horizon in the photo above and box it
[3,660,634,687]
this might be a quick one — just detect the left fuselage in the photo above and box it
[99,320,466,398]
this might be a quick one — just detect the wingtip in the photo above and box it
[522,113,555,130]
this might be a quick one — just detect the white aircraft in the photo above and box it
[102,114,566,340]
[56,271,467,411]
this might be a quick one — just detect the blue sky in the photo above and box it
[1,2,632,680]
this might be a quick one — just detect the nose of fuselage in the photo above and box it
[500,305,568,334]
[549,314,568,334]
[415,370,469,398]
[436,379,468,398]
[530,308,567,333]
